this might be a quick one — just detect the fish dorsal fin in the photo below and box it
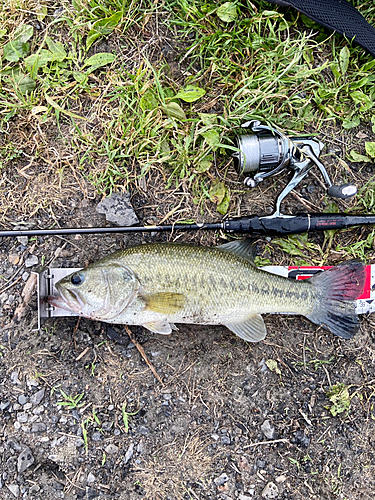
[143,321,173,334]
[218,239,257,263]
[144,292,186,314]
[224,314,266,342]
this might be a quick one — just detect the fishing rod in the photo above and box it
[2,213,375,238]
[2,121,371,239]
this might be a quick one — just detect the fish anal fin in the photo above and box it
[145,292,185,314]
[143,321,173,335]
[224,313,266,342]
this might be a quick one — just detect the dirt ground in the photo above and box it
[1,4,375,500]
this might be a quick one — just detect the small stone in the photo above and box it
[262,482,279,499]
[25,255,38,268]
[23,403,32,411]
[239,495,253,500]
[17,413,28,423]
[17,447,34,474]
[124,442,134,464]
[26,377,39,388]
[96,192,139,227]
[7,484,20,497]
[16,236,28,246]
[104,443,118,455]
[137,426,149,435]
[31,422,46,433]
[211,434,219,441]
[292,430,310,448]
[14,422,21,430]
[91,433,102,442]
[18,395,28,405]
[22,272,30,281]
[275,475,287,483]
[32,405,44,415]
[29,485,40,494]
[30,388,45,406]
[214,473,229,487]
[75,438,85,448]
[8,254,20,265]
[87,472,96,484]
[221,436,231,445]
[11,371,21,385]
[261,420,276,440]
[101,421,113,432]
[0,401,10,410]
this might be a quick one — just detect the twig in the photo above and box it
[0,275,23,295]
[75,347,90,361]
[2,274,37,330]
[124,325,164,386]
[243,438,290,449]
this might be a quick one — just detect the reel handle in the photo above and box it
[327,183,357,199]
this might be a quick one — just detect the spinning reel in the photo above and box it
[232,120,357,215]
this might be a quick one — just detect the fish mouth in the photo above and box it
[48,285,85,314]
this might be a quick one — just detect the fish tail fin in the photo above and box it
[306,262,366,339]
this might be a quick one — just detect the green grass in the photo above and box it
[0,0,374,243]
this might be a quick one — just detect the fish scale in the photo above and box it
[51,240,366,342]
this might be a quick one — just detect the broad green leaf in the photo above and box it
[46,37,67,62]
[365,142,375,159]
[347,150,371,163]
[36,3,48,21]
[45,94,87,120]
[351,91,373,112]
[217,2,237,23]
[198,113,217,126]
[14,24,33,43]
[163,102,186,120]
[342,115,360,129]
[0,29,6,38]
[17,75,36,94]
[194,155,212,173]
[372,116,375,134]
[86,31,101,50]
[3,40,30,62]
[201,129,220,150]
[174,85,206,103]
[83,52,116,72]
[86,11,122,49]
[326,383,351,416]
[209,180,226,204]
[73,71,88,84]
[217,189,230,215]
[266,359,281,375]
[339,46,350,75]
[25,50,53,71]
[139,90,158,111]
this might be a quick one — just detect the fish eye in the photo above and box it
[71,273,84,286]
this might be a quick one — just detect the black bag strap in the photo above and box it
[266,0,375,57]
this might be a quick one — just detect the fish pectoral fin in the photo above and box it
[224,314,266,342]
[143,321,173,335]
[144,292,186,314]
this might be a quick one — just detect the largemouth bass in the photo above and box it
[50,240,365,342]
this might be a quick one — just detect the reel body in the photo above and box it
[232,121,357,215]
